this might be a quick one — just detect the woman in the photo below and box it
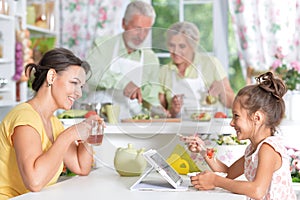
[0,48,102,199]
[159,21,234,118]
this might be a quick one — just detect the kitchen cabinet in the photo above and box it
[26,0,57,37]
[0,0,58,113]
[0,13,16,107]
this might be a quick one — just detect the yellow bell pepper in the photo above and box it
[167,154,189,175]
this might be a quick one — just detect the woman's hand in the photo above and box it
[170,95,183,117]
[190,171,216,190]
[73,115,104,141]
[208,80,223,97]
[208,78,234,108]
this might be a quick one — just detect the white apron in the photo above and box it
[105,39,144,119]
[171,70,206,114]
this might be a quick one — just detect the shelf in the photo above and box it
[14,12,26,18]
[0,14,13,21]
[27,24,57,37]
[0,88,9,93]
[0,58,13,64]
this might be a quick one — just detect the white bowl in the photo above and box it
[184,106,217,121]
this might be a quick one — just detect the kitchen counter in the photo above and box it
[10,166,247,200]
[61,118,300,137]
[60,118,300,168]
[61,118,236,134]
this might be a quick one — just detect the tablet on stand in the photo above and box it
[130,149,189,191]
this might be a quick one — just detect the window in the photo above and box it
[151,0,245,92]
[152,0,228,70]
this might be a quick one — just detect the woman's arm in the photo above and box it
[63,141,93,176]
[159,93,173,118]
[209,78,235,108]
[12,125,78,192]
[62,115,104,175]
[159,93,168,110]
[63,116,103,175]
[160,94,183,118]
[12,117,99,192]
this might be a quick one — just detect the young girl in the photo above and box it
[182,72,296,199]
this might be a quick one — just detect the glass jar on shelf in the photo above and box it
[0,31,3,58]
[27,0,55,30]
[0,0,7,15]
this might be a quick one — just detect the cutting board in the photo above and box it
[121,118,181,123]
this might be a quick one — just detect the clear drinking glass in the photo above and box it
[87,120,104,146]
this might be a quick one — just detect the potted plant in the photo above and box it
[286,147,300,183]
[271,47,300,91]
[271,47,300,120]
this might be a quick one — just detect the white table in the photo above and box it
[11,166,247,200]
[8,119,300,200]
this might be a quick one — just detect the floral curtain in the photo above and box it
[59,0,128,58]
[228,0,300,82]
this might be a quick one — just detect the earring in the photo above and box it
[48,83,52,87]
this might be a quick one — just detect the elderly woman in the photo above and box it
[159,21,235,118]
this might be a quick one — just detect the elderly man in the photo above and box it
[86,1,161,119]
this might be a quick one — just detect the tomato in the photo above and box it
[197,113,205,119]
[206,148,215,159]
[214,112,227,118]
[84,110,97,118]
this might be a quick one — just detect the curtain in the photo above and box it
[59,0,128,59]
[228,0,300,82]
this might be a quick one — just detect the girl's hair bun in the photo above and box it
[255,71,287,101]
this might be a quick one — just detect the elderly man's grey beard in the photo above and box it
[127,40,144,50]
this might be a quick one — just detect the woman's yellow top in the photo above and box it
[0,103,64,199]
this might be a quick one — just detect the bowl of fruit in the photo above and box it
[184,106,217,121]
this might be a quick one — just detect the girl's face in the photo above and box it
[167,33,194,66]
[52,65,86,110]
[230,99,255,141]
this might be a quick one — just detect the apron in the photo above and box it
[171,70,206,114]
[105,38,144,119]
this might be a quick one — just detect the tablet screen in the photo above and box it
[149,151,182,184]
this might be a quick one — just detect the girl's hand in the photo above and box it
[190,171,216,190]
[73,115,104,141]
[180,134,206,156]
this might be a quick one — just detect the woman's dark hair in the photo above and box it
[25,48,91,92]
[236,71,287,135]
